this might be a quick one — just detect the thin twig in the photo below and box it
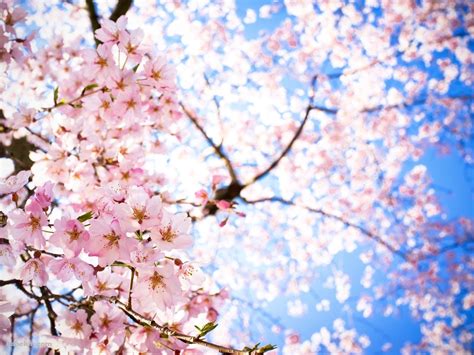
[10,316,15,355]
[28,307,38,355]
[326,29,472,80]
[39,287,58,336]
[246,75,319,186]
[43,86,104,112]
[85,0,101,46]
[110,0,133,22]
[180,102,239,183]
[111,297,252,354]
[85,0,134,47]
[244,196,410,262]
[128,267,135,309]
[203,73,225,137]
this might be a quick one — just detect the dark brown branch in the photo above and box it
[0,279,40,299]
[110,0,133,21]
[85,0,134,47]
[244,196,410,262]
[28,308,38,355]
[0,111,36,174]
[203,73,225,135]
[108,297,268,354]
[326,30,472,80]
[361,94,474,114]
[10,316,15,355]
[0,279,21,287]
[246,75,319,186]
[39,287,58,336]
[246,104,314,185]
[85,0,101,46]
[417,238,474,260]
[312,93,473,117]
[203,181,244,216]
[180,102,239,183]
[248,93,473,187]
[310,104,338,114]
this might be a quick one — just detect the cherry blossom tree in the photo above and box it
[0,0,473,354]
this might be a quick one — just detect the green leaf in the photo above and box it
[132,63,140,72]
[68,102,82,109]
[77,211,93,222]
[257,344,277,353]
[81,83,99,96]
[244,343,260,352]
[243,343,277,353]
[53,87,59,106]
[194,322,218,338]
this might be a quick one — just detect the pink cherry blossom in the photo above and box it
[114,186,162,232]
[58,309,92,340]
[134,262,183,311]
[178,262,205,290]
[142,56,176,90]
[33,181,54,209]
[0,243,16,266]
[9,200,47,249]
[0,291,15,331]
[117,28,144,65]
[49,217,90,257]
[0,170,31,195]
[95,16,128,44]
[48,257,94,282]
[20,257,48,286]
[91,301,126,337]
[215,200,232,210]
[10,107,36,129]
[130,241,163,265]
[83,43,115,81]
[150,211,192,251]
[195,189,209,205]
[82,269,125,298]
[88,218,137,266]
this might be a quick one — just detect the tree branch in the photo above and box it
[244,196,410,262]
[110,0,133,22]
[39,287,58,336]
[85,0,134,47]
[0,279,40,299]
[85,0,101,46]
[360,94,474,114]
[180,102,239,183]
[326,30,472,80]
[203,73,225,136]
[107,297,273,354]
[246,75,319,186]
[246,104,314,185]
[248,91,473,186]
[417,238,474,260]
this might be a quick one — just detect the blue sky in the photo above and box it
[5,1,471,353]
[228,1,473,352]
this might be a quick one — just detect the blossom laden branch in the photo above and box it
[39,286,58,336]
[85,0,134,46]
[247,75,319,186]
[244,196,410,262]
[180,102,240,184]
[108,296,276,354]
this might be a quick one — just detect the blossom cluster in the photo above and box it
[0,166,220,351]
[0,1,31,64]
[0,13,229,354]
[0,0,473,353]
